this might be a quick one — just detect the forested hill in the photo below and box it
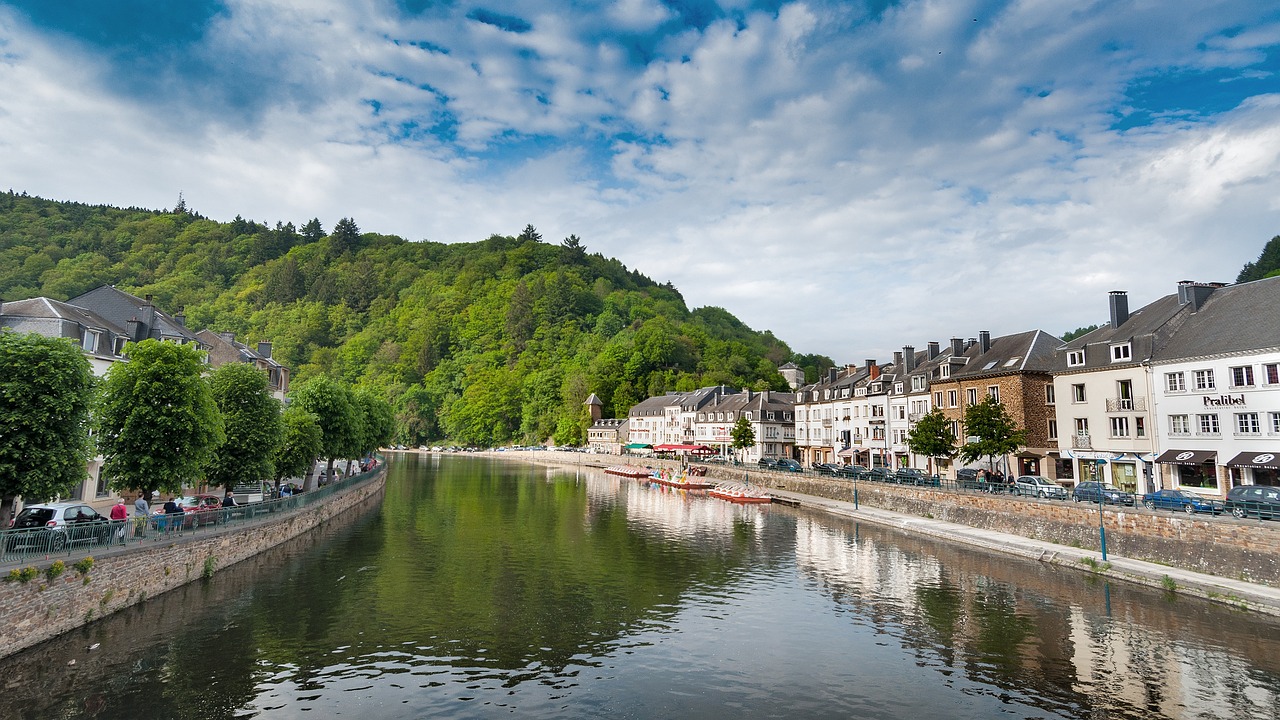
[0,191,813,446]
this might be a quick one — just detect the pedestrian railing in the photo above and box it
[0,461,383,567]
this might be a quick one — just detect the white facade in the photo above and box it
[1052,364,1158,494]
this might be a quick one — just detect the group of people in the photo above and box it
[106,490,244,542]
[975,469,1012,492]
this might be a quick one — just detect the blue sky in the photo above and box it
[1,1,1279,361]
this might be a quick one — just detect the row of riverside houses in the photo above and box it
[594,276,1280,499]
[0,286,290,515]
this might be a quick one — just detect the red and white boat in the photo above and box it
[649,470,715,490]
[605,465,651,479]
[709,485,773,504]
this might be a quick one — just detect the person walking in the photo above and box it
[110,498,128,545]
[134,495,149,538]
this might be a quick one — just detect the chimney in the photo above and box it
[965,338,976,351]
[174,307,186,327]
[257,341,273,359]
[927,341,940,359]
[827,368,837,383]
[893,351,903,367]
[1178,281,1217,312]
[979,331,991,353]
[903,346,917,371]
[868,360,880,381]
[1108,291,1129,329]
[126,317,142,341]
[762,390,770,402]
[218,331,235,342]
[951,337,964,356]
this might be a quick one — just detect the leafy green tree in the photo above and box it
[288,376,358,491]
[96,339,225,503]
[560,234,586,264]
[0,331,96,526]
[906,409,956,475]
[355,388,395,458]
[274,404,323,487]
[1060,324,1100,343]
[204,362,283,492]
[1238,234,1280,283]
[730,415,755,462]
[958,396,1026,473]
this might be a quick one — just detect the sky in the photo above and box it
[1,1,1279,363]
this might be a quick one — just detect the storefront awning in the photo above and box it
[836,447,857,458]
[1154,449,1216,464]
[652,444,714,453]
[624,443,652,449]
[1223,451,1280,470]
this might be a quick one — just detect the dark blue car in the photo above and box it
[1141,489,1222,515]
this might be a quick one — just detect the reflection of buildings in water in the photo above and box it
[578,470,767,548]
[791,514,943,616]
[1069,607,1279,717]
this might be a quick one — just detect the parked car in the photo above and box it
[1013,476,1068,499]
[775,459,803,472]
[185,494,226,525]
[757,457,779,469]
[835,464,866,479]
[1141,489,1223,515]
[956,468,983,490]
[1072,481,1136,506]
[892,468,927,485]
[862,468,890,482]
[7,503,113,551]
[812,462,837,475]
[1224,485,1280,520]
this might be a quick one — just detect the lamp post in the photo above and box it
[1097,458,1108,561]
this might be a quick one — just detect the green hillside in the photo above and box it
[0,192,797,446]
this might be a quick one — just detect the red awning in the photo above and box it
[653,444,714,453]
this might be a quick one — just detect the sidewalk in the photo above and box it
[769,487,1280,617]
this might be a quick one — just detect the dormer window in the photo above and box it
[940,365,951,379]
[894,382,903,394]
[1110,343,1132,362]
[81,330,101,354]
[1067,350,1086,367]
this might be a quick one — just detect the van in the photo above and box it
[232,482,270,504]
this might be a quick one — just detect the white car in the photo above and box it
[1013,476,1068,499]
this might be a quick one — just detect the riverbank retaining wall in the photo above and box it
[0,468,386,661]
[477,449,1280,587]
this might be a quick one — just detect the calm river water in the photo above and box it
[3,454,1279,719]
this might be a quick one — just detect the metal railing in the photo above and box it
[0,461,384,566]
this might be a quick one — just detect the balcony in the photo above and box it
[908,413,925,422]
[822,419,832,427]
[1072,434,1092,449]
[1105,397,1147,413]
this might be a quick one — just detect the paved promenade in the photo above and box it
[769,486,1280,617]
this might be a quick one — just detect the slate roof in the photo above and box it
[0,297,126,335]
[68,286,202,344]
[1059,292,1188,371]
[951,329,1062,379]
[1152,276,1280,361]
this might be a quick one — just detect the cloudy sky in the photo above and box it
[2,1,1278,362]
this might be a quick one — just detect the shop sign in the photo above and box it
[1203,394,1246,407]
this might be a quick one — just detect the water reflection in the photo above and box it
[1,455,1277,719]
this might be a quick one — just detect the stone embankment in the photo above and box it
[0,467,386,660]
[472,449,1280,605]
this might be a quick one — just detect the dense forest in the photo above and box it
[1238,235,1280,283]
[0,192,829,447]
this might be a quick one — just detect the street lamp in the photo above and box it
[1096,458,1108,561]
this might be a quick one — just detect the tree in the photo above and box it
[274,404,323,488]
[354,388,395,460]
[906,409,957,475]
[560,234,586,264]
[730,415,755,462]
[289,376,358,491]
[96,339,225,503]
[0,331,96,527]
[301,218,325,243]
[204,362,283,492]
[517,224,542,243]
[328,217,361,257]
[1237,234,1280,283]
[958,396,1026,474]
[1060,324,1100,343]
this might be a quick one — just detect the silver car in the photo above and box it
[1013,476,1068,499]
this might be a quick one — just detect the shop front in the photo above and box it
[1155,449,1219,494]
[1223,451,1280,487]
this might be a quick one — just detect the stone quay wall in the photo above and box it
[0,468,386,661]
[480,449,1280,588]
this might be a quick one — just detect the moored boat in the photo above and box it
[709,485,773,504]
[605,465,651,479]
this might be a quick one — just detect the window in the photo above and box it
[940,365,951,379]
[82,330,101,354]
[1236,412,1260,435]
[947,390,958,407]
[949,421,959,437]
[1110,416,1130,437]
[1166,372,1185,392]
[1135,417,1145,438]
[912,376,926,391]
[1272,412,1280,434]
[895,405,906,420]
[1067,350,1085,367]
[987,385,999,402]
[766,411,775,420]
[1230,365,1255,388]
[1047,419,1058,440]
[1197,413,1220,435]
[934,391,943,406]
[1266,363,1279,386]
[1072,384,1086,402]
[1110,343,1132,362]
[1045,385,1055,404]
[966,388,978,405]
[1170,414,1189,435]
[95,470,109,498]
[1193,369,1215,391]
[841,388,850,398]
[1074,418,1089,436]
[698,413,705,421]
[894,382,903,394]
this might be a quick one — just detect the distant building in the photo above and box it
[195,329,291,401]
[68,285,207,349]
[587,418,628,455]
[778,362,804,390]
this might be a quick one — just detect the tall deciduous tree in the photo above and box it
[730,415,755,462]
[906,409,957,475]
[96,339,225,502]
[205,362,283,492]
[0,331,96,526]
[958,396,1026,474]
[274,404,323,488]
[354,388,395,459]
[289,376,358,491]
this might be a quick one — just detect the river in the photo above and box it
[1,453,1277,719]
